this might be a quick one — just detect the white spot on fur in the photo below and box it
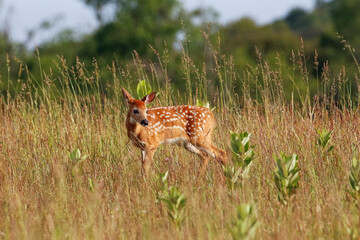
[152,122,161,128]
[155,125,164,132]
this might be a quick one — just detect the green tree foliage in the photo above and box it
[331,0,360,49]
[80,0,113,25]
[285,8,313,33]
[80,0,184,61]
[0,31,27,97]
[2,0,360,104]
[285,8,323,39]
[220,18,299,61]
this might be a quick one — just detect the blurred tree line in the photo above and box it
[1,0,360,104]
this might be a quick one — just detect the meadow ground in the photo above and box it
[1,50,360,239]
[1,94,360,239]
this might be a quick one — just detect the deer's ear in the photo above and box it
[121,88,134,103]
[141,92,157,105]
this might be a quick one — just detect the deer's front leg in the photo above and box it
[141,148,155,176]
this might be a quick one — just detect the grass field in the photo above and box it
[1,48,360,239]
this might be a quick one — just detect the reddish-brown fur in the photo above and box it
[122,88,227,176]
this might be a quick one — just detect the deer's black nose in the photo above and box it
[140,119,149,126]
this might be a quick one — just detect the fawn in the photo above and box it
[122,88,227,176]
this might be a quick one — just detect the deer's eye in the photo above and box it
[146,110,149,114]
[133,109,139,114]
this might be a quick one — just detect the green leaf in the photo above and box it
[227,131,255,191]
[69,148,81,161]
[88,177,94,192]
[136,80,152,99]
[196,99,211,109]
[276,158,287,177]
[352,157,358,168]
[273,152,300,205]
[350,158,360,193]
[230,203,258,239]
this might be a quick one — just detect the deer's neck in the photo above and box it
[126,113,148,149]
[126,113,138,133]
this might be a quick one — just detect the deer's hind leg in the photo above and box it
[181,140,210,176]
[193,139,228,167]
[209,142,228,165]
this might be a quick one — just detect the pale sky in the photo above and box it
[0,0,315,47]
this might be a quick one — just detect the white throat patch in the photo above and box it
[130,116,137,124]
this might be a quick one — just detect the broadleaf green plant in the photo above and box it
[224,131,255,190]
[229,203,258,240]
[161,186,187,230]
[347,227,359,240]
[196,99,216,111]
[316,129,334,153]
[155,171,186,230]
[349,157,360,194]
[69,148,88,176]
[273,152,301,205]
[136,80,152,99]
[69,148,81,161]
[156,170,169,203]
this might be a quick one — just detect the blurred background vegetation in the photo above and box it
[1,0,360,105]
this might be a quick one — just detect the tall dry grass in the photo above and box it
[0,41,360,239]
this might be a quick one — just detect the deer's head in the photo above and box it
[121,88,157,127]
